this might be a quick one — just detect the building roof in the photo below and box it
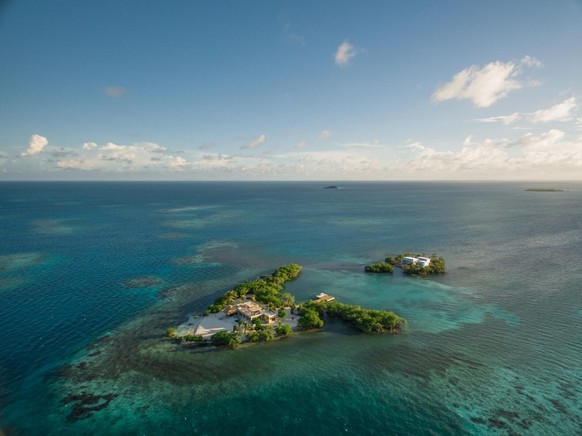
[223,305,237,315]
[236,301,263,318]
[314,292,335,302]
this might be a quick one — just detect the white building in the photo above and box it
[401,256,419,266]
[236,301,264,321]
[417,257,431,268]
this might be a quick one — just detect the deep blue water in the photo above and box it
[0,181,581,435]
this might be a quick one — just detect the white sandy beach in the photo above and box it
[177,308,299,340]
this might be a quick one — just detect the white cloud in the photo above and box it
[82,142,98,150]
[521,55,543,68]
[476,97,578,125]
[400,129,582,178]
[334,41,357,67]
[284,150,385,176]
[433,57,542,108]
[318,129,332,139]
[477,113,522,125]
[242,134,267,149]
[294,141,308,149]
[22,134,48,156]
[53,141,189,173]
[528,97,578,123]
[57,159,94,170]
[10,128,582,180]
[463,135,475,146]
[104,86,127,97]
[168,156,188,171]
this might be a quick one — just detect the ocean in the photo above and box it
[0,181,581,435]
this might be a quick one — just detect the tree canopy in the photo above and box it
[302,300,407,334]
[364,262,394,273]
[297,308,324,330]
[207,264,301,313]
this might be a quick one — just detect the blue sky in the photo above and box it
[1,0,582,180]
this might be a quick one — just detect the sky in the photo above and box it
[1,0,582,181]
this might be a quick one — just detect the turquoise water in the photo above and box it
[0,181,581,434]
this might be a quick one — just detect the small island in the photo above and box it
[365,253,446,275]
[166,264,406,349]
[364,262,394,273]
[525,188,564,192]
[323,185,339,189]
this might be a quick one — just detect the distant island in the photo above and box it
[525,188,564,192]
[365,253,446,275]
[323,185,339,189]
[166,264,406,349]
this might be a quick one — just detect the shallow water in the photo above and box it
[0,181,581,435]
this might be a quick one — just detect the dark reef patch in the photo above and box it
[122,276,162,288]
[549,398,569,415]
[62,392,117,422]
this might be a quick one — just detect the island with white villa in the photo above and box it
[365,253,446,276]
[166,264,407,349]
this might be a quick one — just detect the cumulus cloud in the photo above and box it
[400,129,582,178]
[334,41,357,67]
[294,141,308,149]
[168,156,188,171]
[318,129,332,139]
[82,142,98,150]
[463,135,475,146]
[10,128,582,180]
[433,56,542,108]
[53,141,189,173]
[242,134,267,150]
[57,159,94,171]
[521,55,543,68]
[283,150,385,176]
[22,134,48,156]
[104,86,127,97]
[476,97,578,125]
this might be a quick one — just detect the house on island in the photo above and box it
[236,301,264,322]
[417,257,431,268]
[401,256,431,268]
[262,311,277,324]
[313,292,335,303]
[401,256,419,266]
[223,305,238,318]
[233,301,278,324]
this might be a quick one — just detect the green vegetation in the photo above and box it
[385,253,446,275]
[207,264,301,313]
[259,326,276,342]
[303,300,407,333]
[276,322,293,337]
[297,307,324,330]
[211,331,240,349]
[247,322,280,342]
[364,261,394,273]
[166,262,407,351]
[166,327,177,339]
